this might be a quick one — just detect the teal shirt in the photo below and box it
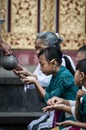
[79,95,86,122]
[44,66,78,102]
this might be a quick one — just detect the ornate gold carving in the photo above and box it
[1,0,86,49]
[2,0,38,49]
[40,0,56,32]
[59,0,86,50]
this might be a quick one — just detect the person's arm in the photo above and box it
[43,103,72,114]
[47,96,70,106]
[0,40,12,55]
[56,120,86,129]
[75,95,81,121]
[21,75,46,97]
[75,89,86,121]
[14,64,37,79]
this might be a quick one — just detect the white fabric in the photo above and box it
[63,54,76,71]
[27,111,54,130]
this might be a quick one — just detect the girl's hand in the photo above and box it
[56,120,74,127]
[21,76,37,84]
[14,64,37,79]
[76,89,86,100]
[47,96,64,105]
[43,104,65,112]
[13,64,31,77]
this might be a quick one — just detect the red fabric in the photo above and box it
[53,110,80,130]
[69,127,80,130]
[53,110,62,127]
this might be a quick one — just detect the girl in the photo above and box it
[21,47,78,130]
[43,58,86,130]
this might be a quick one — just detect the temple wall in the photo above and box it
[1,0,86,65]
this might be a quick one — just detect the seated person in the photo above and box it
[43,58,86,130]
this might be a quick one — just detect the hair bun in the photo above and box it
[55,33,63,44]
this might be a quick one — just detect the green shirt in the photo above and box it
[79,95,86,122]
[44,66,78,102]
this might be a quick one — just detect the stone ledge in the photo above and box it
[0,112,44,124]
[0,66,36,84]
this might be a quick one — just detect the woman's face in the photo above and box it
[34,39,48,55]
[76,52,86,62]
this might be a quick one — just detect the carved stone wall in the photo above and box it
[1,0,86,50]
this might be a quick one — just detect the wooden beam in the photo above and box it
[7,0,11,32]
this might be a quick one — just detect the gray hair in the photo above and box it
[36,32,63,49]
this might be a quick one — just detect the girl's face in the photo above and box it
[34,39,48,55]
[39,55,54,75]
[74,70,81,86]
[74,70,85,86]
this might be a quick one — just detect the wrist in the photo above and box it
[63,99,70,105]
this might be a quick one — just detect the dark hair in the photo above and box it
[38,47,62,65]
[36,32,63,50]
[77,45,86,57]
[76,58,86,75]
[63,55,75,75]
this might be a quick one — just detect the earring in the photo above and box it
[80,80,82,85]
[53,67,56,71]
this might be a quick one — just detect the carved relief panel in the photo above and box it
[2,0,38,49]
[1,0,86,50]
[59,0,86,50]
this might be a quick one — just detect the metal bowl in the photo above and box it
[0,55,18,70]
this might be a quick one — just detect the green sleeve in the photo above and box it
[44,76,76,102]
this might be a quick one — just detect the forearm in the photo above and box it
[62,99,70,106]
[75,98,81,121]
[35,80,46,97]
[60,104,72,114]
[71,121,86,129]
[28,72,37,79]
